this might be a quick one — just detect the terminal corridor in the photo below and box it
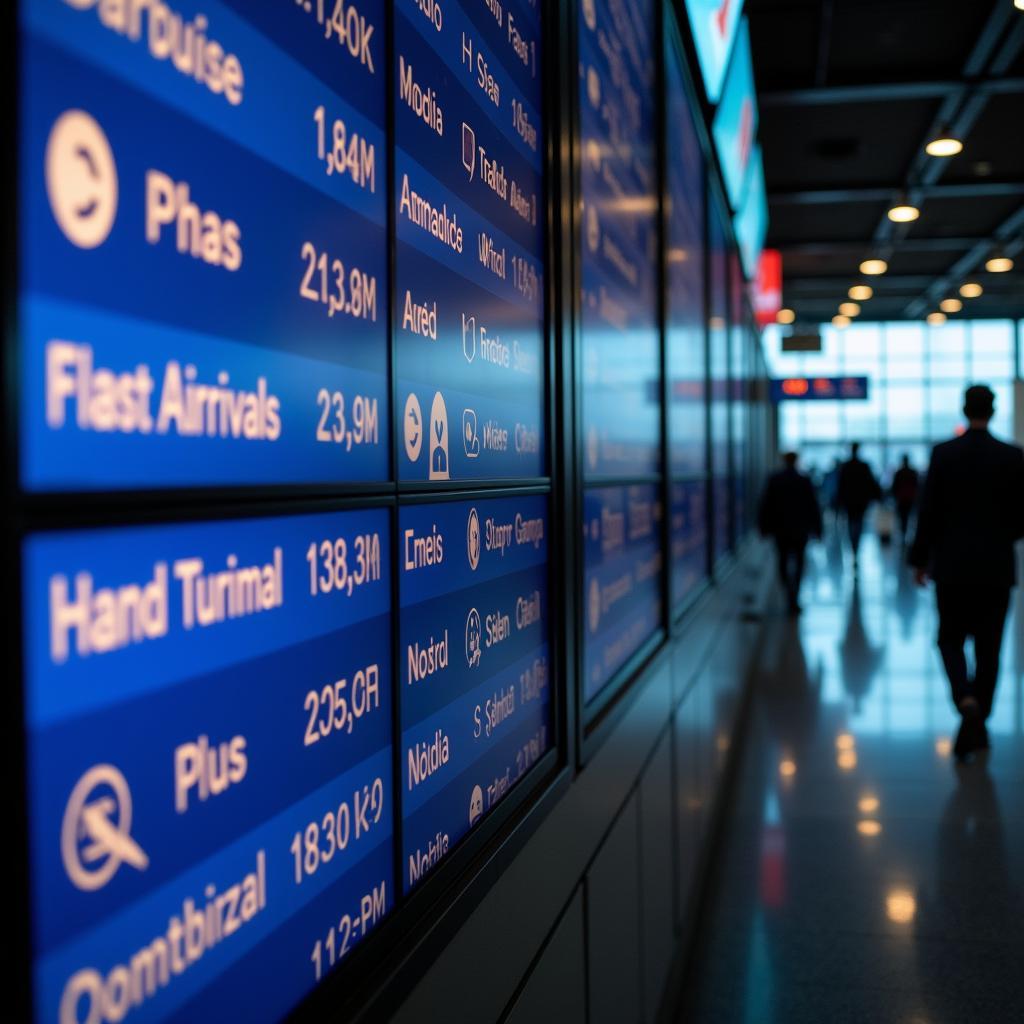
[684,530,1024,1023]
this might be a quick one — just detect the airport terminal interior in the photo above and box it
[8,1,1024,1022]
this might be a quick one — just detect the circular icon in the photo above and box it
[588,578,601,634]
[467,508,481,570]
[469,785,484,826]
[466,607,482,668]
[582,0,597,31]
[404,393,423,462]
[587,66,601,109]
[45,110,119,249]
[61,764,149,892]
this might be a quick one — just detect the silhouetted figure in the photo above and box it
[836,442,881,568]
[891,454,920,542]
[909,385,1024,760]
[758,452,822,615]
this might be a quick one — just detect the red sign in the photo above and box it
[754,249,782,326]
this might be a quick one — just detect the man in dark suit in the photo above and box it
[910,385,1024,759]
[759,452,822,615]
[836,442,882,568]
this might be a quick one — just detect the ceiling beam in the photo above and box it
[760,77,1024,107]
[904,203,1024,318]
[770,182,1024,206]
[775,238,988,256]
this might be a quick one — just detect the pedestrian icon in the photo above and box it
[466,608,482,668]
[61,764,149,892]
[45,109,119,249]
[429,392,450,479]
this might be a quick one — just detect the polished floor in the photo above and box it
[682,520,1024,1023]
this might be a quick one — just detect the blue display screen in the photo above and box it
[735,147,767,280]
[683,0,744,105]
[399,495,550,889]
[666,39,707,481]
[582,484,664,703]
[394,1,546,483]
[19,1,389,490]
[709,199,732,561]
[671,479,709,608]
[577,0,660,480]
[24,509,393,1022]
[711,18,758,213]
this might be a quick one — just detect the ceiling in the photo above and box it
[746,0,1024,322]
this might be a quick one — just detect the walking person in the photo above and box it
[910,385,1024,760]
[836,442,882,569]
[759,452,822,615]
[891,454,921,543]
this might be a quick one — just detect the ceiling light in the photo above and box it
[849,285,873,301]
[858,795,880,814]
[927,312,947,325]
[939,298,963,313]
[985,252,1014,273]
[925,131,963,158]
[959,281,983,298]
[859,259,888,275]
[857,820,882,837]
[887,203,920,223]
[832,315,852,329]
[777,308,796,325]
[1016,0,1024,10]
[839,302,861,316]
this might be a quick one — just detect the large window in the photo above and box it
[768,320,1020,481]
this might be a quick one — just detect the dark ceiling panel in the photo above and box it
[908,195,1022,239]
[746,0,821,90]
[760,101,937,190]
[769,200,883,244]
[941,93,1024,182]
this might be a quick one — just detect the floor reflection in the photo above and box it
[682,535,1024,1024]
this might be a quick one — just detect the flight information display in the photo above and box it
[583,484,664,702]
[671,479,708,610]
[395,0,546,483]
[399,495,550,889]
[578,0,661,479]
[19,1,388,491]
[666,38,706,481]
[24,508,393,1022]
[709,199,732,561]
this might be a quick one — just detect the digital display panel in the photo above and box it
[735,147,767,280]
[19,2,389,491]
[399,496,550,889]
[583,484,664,703]
[671,479,709,608]
[684,0,744,105]
[24,509,393,1022]
[666,39,707,481]
[578,0,661,479]
[709,199,732,561]
[394,1,546,483]
[711,18,757,212]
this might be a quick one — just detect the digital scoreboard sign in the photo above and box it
[25,509,394,1022]
[19,1,389,491]
[394,1,546,483]
[18,1,553,1021]
[399,495,550,889]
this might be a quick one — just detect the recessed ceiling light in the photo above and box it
[925,132,963,158]
[1016,0,1024,11]
[939,298,963,313]
[927,312,947,325]
[839,302,861,316]
[777,308,796,324]
[985,253,1014,273]
[832,315,852,329]
[859,259,888,275]
[959,282,983,298]
[887,203,920,223]
[849,285,873,301]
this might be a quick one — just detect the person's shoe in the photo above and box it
[954,698,985,760]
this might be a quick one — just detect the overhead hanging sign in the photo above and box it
[685,0,745,104]
[771,377,870,402]
[753,248,781,326]
[711,18,758,212]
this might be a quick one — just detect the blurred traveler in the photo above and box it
[910,385,1024,760]
[836,442,881,568]
[758,452,822,615]
[891,454,920,542]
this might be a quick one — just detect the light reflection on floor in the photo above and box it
[682,522,1024,1023]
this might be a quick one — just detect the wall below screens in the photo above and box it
[9,0,775,1021]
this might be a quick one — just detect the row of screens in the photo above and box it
[17,1,765,1021]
